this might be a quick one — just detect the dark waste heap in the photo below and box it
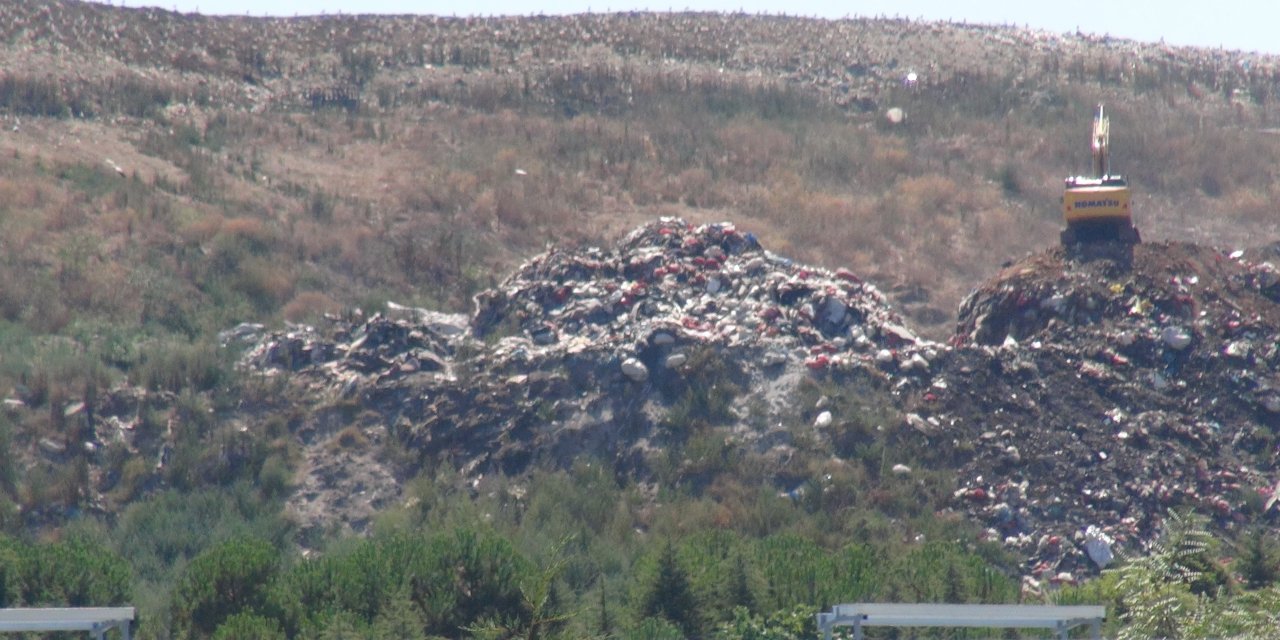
[231,223,1280,580]
[935,241,1280,585]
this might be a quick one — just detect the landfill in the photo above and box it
[933,240,1280,580]
[144,222,1280,574]
[238,217,945,478]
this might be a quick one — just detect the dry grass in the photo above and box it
[282,291,341,322]
[0,3,1275,375]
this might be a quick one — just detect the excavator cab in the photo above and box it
[1061,105,1140,245]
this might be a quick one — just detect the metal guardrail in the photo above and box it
[817,603,1105,640]
[0,607,134,640]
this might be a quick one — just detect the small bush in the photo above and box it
[0,75,68,116]
[282,291,340,323]
[333,426,369,451]
[256,455,293,501]
[134,339,228,393]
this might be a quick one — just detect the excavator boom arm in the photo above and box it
[1091,105,1110,178]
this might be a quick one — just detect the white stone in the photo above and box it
[814,411,833,428]
[620,357,648,382]
[1161,326,1192,350]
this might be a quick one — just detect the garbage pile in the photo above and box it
[232,226,1280,577]
[471,217,942,380]
[919,241,1280,582]
[238,218,946,477]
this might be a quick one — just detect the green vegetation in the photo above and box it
[1,478,1273,638]
[1055,511,1280,639]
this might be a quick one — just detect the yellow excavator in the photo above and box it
[1061,104,1140,245]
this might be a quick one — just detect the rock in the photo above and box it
[903,352,929,371]
[651,331,676,346]
[814,411,833,428]
[664,353,688,369]
[822,297,847,327]
[1262,395,1280,413]
[1161,326,1193,350]
[620,357,648,382]
[880,322,918,345]
[891,463,912,475]
[218,322,265,345]
[904,413,931,435]
[39,438,66,456]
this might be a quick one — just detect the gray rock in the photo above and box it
[621,357,649,382]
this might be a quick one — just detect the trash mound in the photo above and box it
[470,217,941,378]
[235,218,946,535]
[922,240,1280,585]
[230,226,1280,574]
[958,241,1280,347]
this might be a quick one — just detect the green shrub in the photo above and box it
[212,613,286,640]
[0,75,69,116]
[621,615,687,640]
[172,537,280,639]
[273,527,532,638]
[18,531,132,607]
[660,347,743,432]
[0,415,14,495]
[114,485,289,586]
[133,339,228,393]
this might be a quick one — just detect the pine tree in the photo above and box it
[598,581,613,637]
[1239,528,1278,590]
[641,541,701,638]
[727,553,756,613]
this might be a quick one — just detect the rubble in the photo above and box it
[227,225,1280,575]
[935,241,1280,577]
[232,217,945,540]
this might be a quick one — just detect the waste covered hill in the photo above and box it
[235,218,944,536]
[228,219,1280,581]
[929,241,1280,581]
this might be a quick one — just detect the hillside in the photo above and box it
[2,0,1279,337]
[2,2,1280,637]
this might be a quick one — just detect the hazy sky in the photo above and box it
[105,0,1279,55]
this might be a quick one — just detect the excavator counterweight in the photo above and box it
[1061,104,1140,245]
